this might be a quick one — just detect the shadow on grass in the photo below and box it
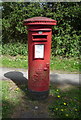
[4,71,29,97]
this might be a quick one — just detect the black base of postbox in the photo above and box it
[28,89,49,100]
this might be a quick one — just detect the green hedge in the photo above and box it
[2,2,81,57]
[2,43,28,56]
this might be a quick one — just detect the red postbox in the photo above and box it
[24,17,57,99]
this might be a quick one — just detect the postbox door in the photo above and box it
[28,30,52,92]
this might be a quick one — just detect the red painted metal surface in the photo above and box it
[24,17,57,93]
[24,17,57,26]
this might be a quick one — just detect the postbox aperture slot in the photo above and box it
[32,35,47,41]
[34,44,44,59]
[33,35,47,39]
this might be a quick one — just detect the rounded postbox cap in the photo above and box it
[24,17,57,26]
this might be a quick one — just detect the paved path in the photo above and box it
[0,67,80,85]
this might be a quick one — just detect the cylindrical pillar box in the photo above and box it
[24,17,57,99]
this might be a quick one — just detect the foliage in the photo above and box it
[2,2,42,43]
[2,42,28,56]
[2,2,81,57]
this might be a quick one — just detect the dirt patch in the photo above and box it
[11,95,55,118]
[6,80,52,118]
[12,83,74,119]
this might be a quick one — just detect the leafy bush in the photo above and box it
[2,42,28,56]
[52,31,80,57]
[2,2,81,57]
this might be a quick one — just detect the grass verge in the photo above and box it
[2,80,28,118]
[50,56,80,73]
[1,55,28,69]
[0,55,80,73]
[1,80,81,119]
[49,83,81,119]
